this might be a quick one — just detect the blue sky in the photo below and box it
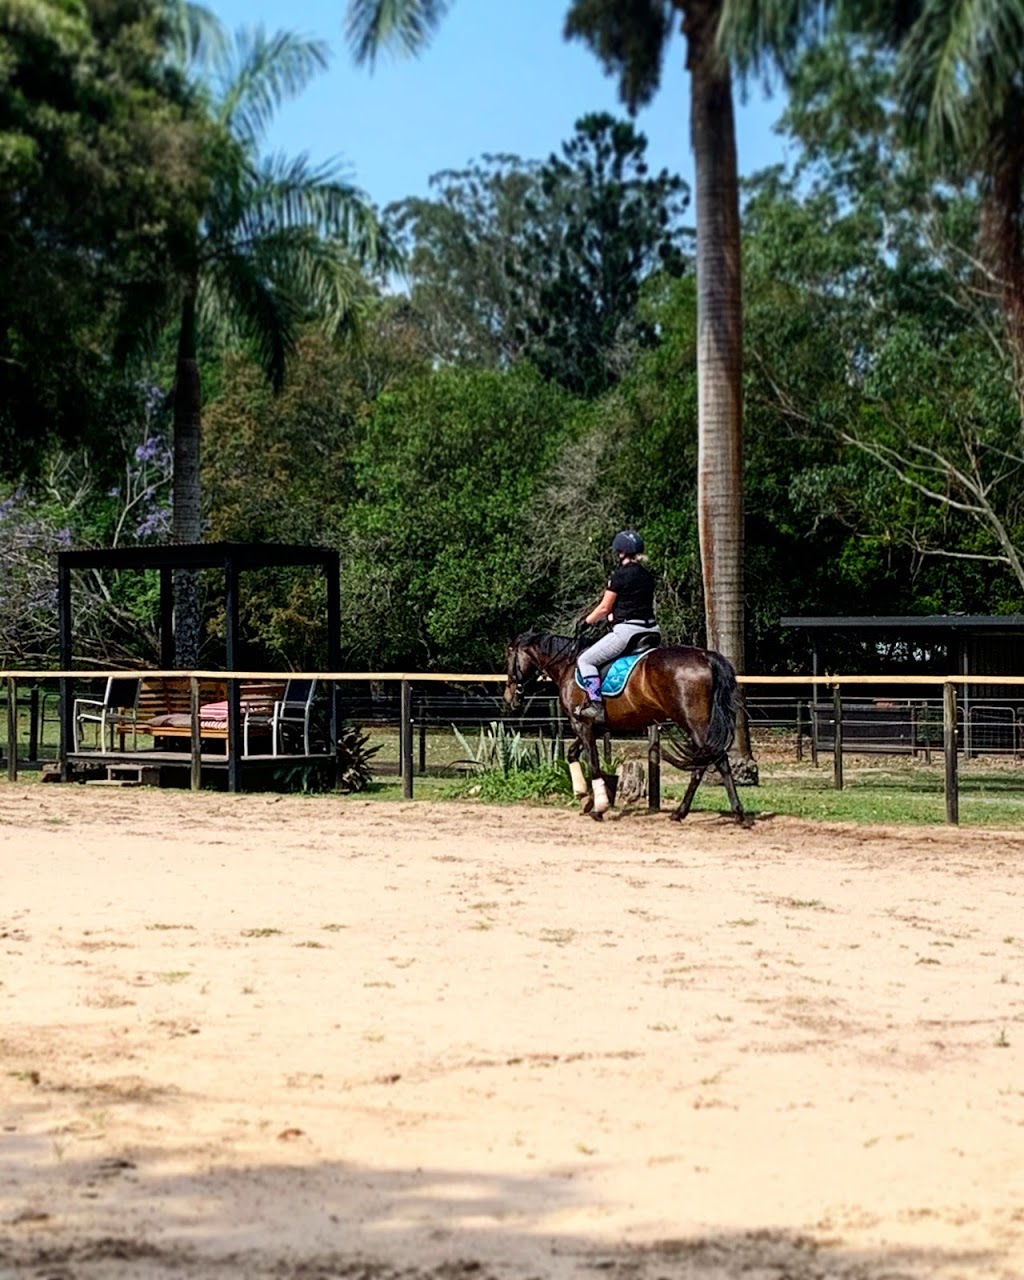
[206,0,792,212]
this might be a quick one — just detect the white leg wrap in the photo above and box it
[592,776,611,814]
[569,760,588,797]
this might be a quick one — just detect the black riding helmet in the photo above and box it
[611,529,644,557]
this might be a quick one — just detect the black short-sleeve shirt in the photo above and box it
[608,561,655,623]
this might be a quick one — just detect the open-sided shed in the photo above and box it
[57,542,341,790]
[781,614,1024,755]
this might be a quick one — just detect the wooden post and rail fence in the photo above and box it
[3,668,1024,824]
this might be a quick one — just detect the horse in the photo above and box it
[504,630,746,823]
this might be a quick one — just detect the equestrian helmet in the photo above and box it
[612,529,644,556]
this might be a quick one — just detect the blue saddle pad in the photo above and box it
[575,651,650,699]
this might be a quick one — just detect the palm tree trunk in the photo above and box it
[172,282,203,668]
[684,0,755,770]
[981,93,1024,405]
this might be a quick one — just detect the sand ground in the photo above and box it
[2,783,1024,1279]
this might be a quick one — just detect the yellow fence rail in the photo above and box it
[4,667,1024,822]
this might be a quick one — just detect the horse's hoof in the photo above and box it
[669,809,686,823]
[581,795,594,815]
[590,810,604,822]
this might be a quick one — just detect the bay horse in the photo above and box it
[505,630,746,823]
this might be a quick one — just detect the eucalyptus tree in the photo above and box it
[390,113,689,393]
[155,14,396,662]
[343,0,756,770]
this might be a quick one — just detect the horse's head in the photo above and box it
[504,633,543,711]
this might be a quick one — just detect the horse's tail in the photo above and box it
[660,649,739,771]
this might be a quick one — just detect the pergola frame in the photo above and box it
[57,542,342,790]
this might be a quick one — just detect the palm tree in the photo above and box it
[163,14,396,663]
[343,0,756,769]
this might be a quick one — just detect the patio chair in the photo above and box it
[271,679,318,756]
[73,676,141,752]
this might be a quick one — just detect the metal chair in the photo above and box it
[73,676,141,752]
[271,679,318,756]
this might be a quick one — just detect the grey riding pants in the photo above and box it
[577,622,661,681]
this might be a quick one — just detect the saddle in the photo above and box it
[575,631,660,699]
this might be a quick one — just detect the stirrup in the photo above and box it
[578,700,605,725]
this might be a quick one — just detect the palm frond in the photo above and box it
[238,152,402,273]
[216,27,330,147]
[198,249,296,390]
[718,0,824,78]
[345,0,453,67]
[200,233,371,387]
[252,229,373,335]
[898,0,1024,157]
[163,1,229,73]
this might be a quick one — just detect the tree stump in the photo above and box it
[616,758,647,805]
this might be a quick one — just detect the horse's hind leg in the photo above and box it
[715,754,748,824]
[670,766,706,822]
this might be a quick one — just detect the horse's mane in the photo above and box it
[514,629,581,661]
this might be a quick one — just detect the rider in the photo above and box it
[576,530,660,724]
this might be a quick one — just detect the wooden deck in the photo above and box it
[67,749,335,772]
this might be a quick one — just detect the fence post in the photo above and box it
[28,687,39,762]
[647,725,661,812]
[6,676,17,782]
[189,677,202,793]
[833,686,844,791]
[401,680,414,799]
[795,700,804,763]
[944,682,959,825]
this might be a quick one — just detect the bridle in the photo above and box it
[508,645,537,701]
[509,636,573,698]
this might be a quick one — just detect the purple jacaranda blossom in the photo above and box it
[135,436,161,463]
[140,380,166,415]
[136,508,171,539]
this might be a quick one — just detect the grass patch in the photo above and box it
[670,761,1024,828]
[346,745,1024,828]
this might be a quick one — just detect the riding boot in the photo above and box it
[577,676,605,726]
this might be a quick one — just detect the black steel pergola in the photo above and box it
[57,542,341,790]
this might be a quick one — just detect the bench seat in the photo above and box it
[132,678,286,750]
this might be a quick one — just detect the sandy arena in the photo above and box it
[2,784,1024,1279]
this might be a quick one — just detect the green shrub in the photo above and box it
[451,721,560,777]
[446,760,574,803]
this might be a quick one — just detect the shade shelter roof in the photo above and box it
[58,541,338,572]
[781,615,1024,632]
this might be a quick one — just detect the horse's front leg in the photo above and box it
[566,737,590,803]
[670,765,707,822]
[572,719,610,817]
